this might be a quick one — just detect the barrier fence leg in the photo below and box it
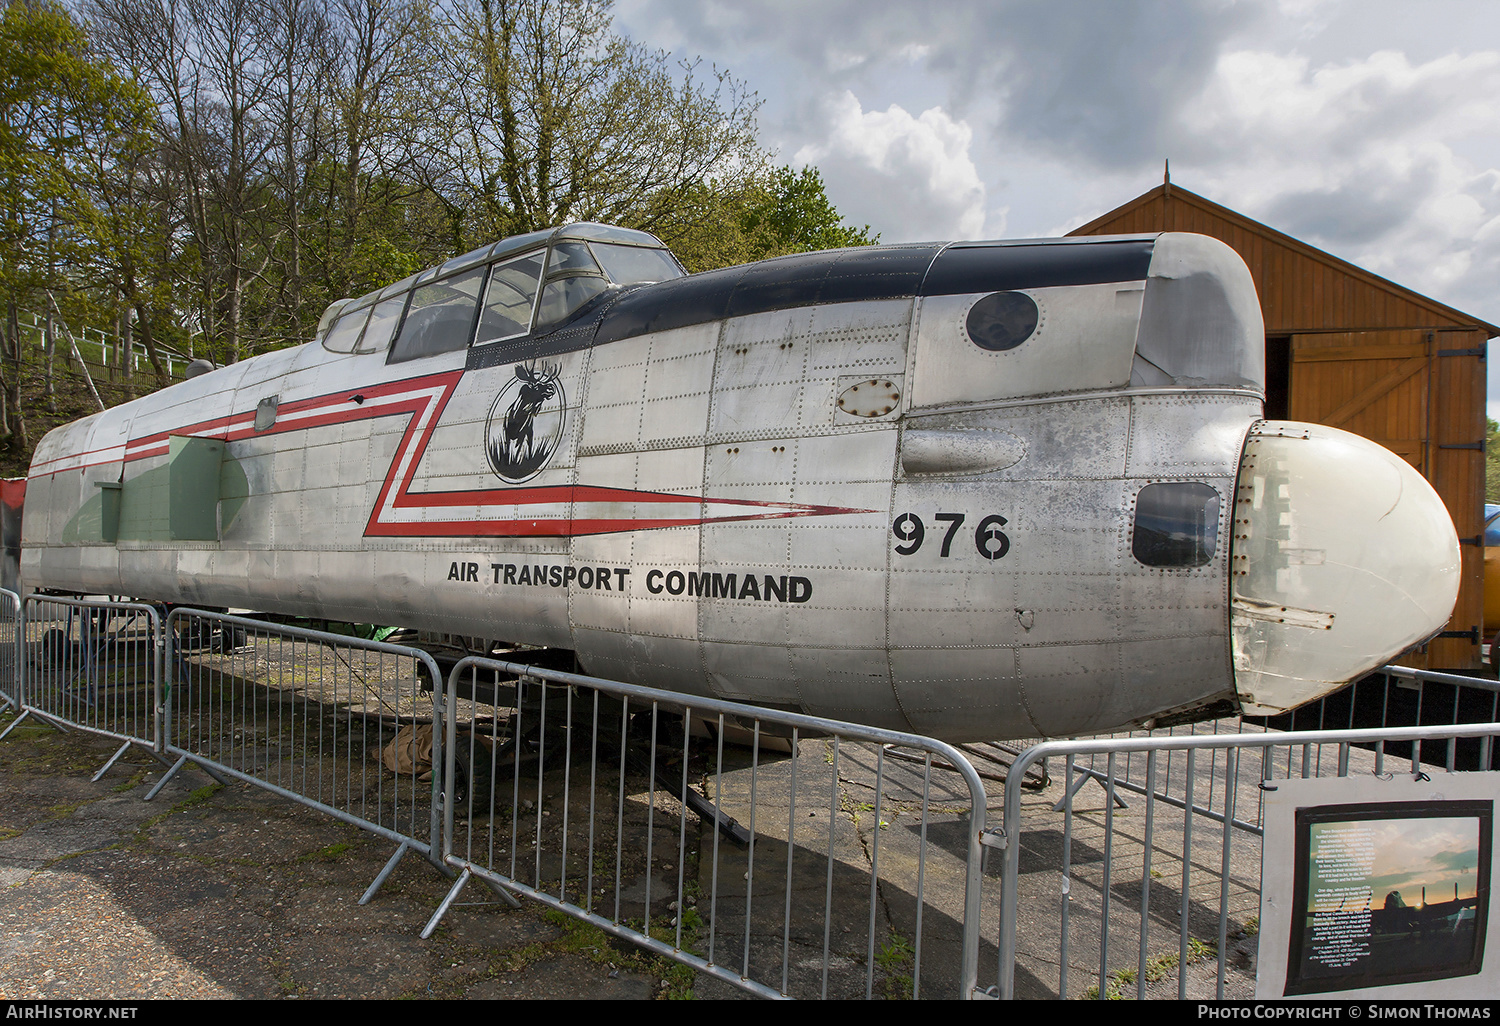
[144,752,230,800]
[0,708,70,741]
[90,740,134,782]
[0,707,34,740]
[144,754,190,800]
[479,876,521,907]
[421,864,522,939]
[422,867,473,938]
[361,841,414,906]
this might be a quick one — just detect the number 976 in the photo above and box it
[892,512,1009,560]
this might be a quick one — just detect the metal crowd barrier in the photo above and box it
[988,721,1500,1001]
[1258,664,1500,763]
[10,600,1500,1000]
[152,609,445,900]
[1016,665,1500,843]
[0,588,19,712]
[0,595,162,780]
[425,656,988,1000]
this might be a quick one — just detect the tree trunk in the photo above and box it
[121,310,135,401]
[43,310,56,414]
[132,298,167,388]
[5,303,27,453]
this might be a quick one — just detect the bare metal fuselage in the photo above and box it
[21,229,1460,741]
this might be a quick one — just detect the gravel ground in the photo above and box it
[0,703,702,1002]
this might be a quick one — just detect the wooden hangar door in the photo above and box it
[1288,328,1486,669]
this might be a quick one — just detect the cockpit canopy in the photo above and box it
[314,223,684,363]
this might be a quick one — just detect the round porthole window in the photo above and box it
[966,291,1039,351]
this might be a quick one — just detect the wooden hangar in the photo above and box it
[1072,180,1498,670]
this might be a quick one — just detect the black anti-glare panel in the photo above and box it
[592,268,744,344]
[476,237,1160,360]
[723,251,834,318]
[921,239,1156,296]
[817,246,944,306]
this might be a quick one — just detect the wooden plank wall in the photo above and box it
[1081,190,1464,334]
[1076,188,1489,668]
[1290,330,1486,667]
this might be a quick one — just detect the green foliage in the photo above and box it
[875,932,916,999]
[1081,938,1217,1000]
[0,0,154,303]
[658,165,878,273]
[1486,418,1500,504]
[741,165,878,259]
[0,0,166,451]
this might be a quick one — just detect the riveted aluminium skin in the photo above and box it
[21,226,1453,742]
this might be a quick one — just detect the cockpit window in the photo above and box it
[358,295,408,354]
[591,243,682,284]
[1132,482,1220,568]
[325,228,685,360]
[477,251,545,344]
[389,266,487,363]
[535,275,609,331]
[323,306,371,354]
[548,241,600,274]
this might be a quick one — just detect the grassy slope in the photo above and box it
[0,354,177,479]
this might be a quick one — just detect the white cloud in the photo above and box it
[1171,48,1500,322]
[615,0,1500,327]
[792,91,989,241]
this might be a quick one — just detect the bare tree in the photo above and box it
[86,0,282,363]
[259,0,335,341]
[426,0,764,250]
[316,0,440,297]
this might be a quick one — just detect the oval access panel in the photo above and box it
[836,379,901,418]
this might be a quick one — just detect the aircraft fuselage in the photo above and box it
[22,226,1460,741]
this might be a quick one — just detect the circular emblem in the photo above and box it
[485,362,567,483]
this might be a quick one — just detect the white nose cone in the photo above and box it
[1231,421,1460,717]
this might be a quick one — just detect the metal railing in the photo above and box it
[1016,665,1500,844]
[8,597,1499,1000]
[988,721,1500,1000]
[426,656,989,999]
[0,589,19,712]
[1257,664,1500,762]
[4,596,162,780]
[153,609,445,899]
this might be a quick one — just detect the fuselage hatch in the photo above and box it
[22,223,1460,742]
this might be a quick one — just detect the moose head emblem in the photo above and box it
[485,361,566,483]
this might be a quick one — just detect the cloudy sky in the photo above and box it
[614,0,1500,415]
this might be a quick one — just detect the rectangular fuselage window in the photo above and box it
[1132,481,1221,567]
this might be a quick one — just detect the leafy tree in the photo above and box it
[0,0,158,443]
[739,165,878,259]
[653,165,878,274]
